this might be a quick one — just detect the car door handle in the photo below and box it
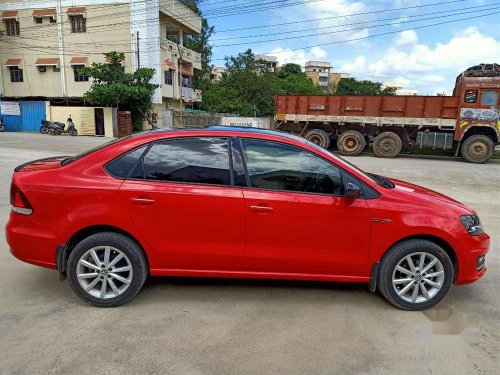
[131,197,155,205]
[250,205,273,213]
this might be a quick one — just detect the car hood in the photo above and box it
[388,177,473,213]
[14,156,69,172]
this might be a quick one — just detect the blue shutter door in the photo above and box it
[20,100,46,132]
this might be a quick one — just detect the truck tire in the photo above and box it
[461,134,494,163]
[305,129,330,149]
[337,130,366,156]
[373,131,402,158]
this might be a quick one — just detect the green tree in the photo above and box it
[201,49,325,116]
[281,74,323,95]
[335,77,397,95]
[277,63,303,79]
[81,52,160,131]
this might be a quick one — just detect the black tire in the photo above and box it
[0,124,5,132]
[337,130,366,156]
[304,129,330,149]
[461,134,494,163]
[378,239,453,311]
[373,131,402,158]
[67,232,148,307]
[69,128,78,136]
[40,126,49,134]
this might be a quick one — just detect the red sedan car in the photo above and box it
[6,127,489,309]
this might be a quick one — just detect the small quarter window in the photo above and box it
[105,145,147,179]
[464,89,478,103]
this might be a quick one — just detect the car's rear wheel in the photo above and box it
[378,239,453,310]
[67,232,147,307]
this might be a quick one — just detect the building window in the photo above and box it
[53,66,60,72]
[50,17,56,24]
[319,76,328,82]
[72,65,88,82]
[69,15,86,33]
[4,19,20,36]
[182,75,192,88]
[34,17,42,24]
[37,66,47,73]
[9,66,23,82]
[165,69,174,85]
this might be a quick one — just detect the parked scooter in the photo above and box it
[0,116,5,132]
[40,116,78,136]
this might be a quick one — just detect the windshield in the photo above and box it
[61,135,134,166]
[305,141,395,188]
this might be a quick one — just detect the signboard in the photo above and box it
[463,89,478,103]
[460,108,498,122]
[0,101,21,116]
[221,117,259,128]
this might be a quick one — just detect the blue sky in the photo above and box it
[200,0,500,95]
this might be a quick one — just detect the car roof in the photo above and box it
[139,126,307,143]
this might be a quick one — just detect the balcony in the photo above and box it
[160,38,202,70]
[159,0,202,34]
[181,88,202,103]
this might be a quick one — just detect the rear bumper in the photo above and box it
[454,233,490,285]
[5,212,58,269]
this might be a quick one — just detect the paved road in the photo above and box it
[0,133,499,374]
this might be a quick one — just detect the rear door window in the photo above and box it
[142,137,231,186]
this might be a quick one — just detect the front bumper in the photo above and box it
[454,232,490,285]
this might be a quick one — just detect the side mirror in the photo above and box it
[345,182,361,199]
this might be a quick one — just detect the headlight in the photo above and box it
[460,215,484,236]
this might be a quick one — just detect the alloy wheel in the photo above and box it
[76,246,133,299]
[391,252,445,304]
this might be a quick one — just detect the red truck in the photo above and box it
[274,64,500,163]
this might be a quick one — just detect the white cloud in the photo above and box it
[339,29,500,94]
[268,46,328,67]
[396,30,418,46]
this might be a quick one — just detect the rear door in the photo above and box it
[239,138,371,277]
[119,137,245,271]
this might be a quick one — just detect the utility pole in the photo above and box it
[178,44,184,122]
[56,0,67,97]
[136,31,140,68]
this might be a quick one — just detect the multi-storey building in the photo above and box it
[304,61,332,89]
[0,0,202,117]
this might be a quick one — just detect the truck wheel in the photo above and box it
[461,135,494,163]
[305,129,330,149]
[373,131,402,158]
[337,130,366,156]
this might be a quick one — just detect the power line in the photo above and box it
[5,3,496,50]
[212,6,500,47]
[211,10,500,60]
[213,0,470,32]
[210,2,499,41]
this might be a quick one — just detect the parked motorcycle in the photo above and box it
[0,116,5,132]
[40,116,77,136]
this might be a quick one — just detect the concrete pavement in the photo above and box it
[0,132,499,374]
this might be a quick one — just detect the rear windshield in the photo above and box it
[61,135,135,166]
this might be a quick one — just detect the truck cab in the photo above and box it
[453,68,500,163]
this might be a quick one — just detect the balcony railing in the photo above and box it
[160,38,202,70]
[159,0,202,34]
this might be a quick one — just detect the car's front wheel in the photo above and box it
[67,232,147,307]
[378,239,453,310]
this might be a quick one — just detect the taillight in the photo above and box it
[10,183,33,215]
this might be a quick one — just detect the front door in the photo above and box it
[240,139,371,277]
[94,108,105,136]
[120,137,245,271]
